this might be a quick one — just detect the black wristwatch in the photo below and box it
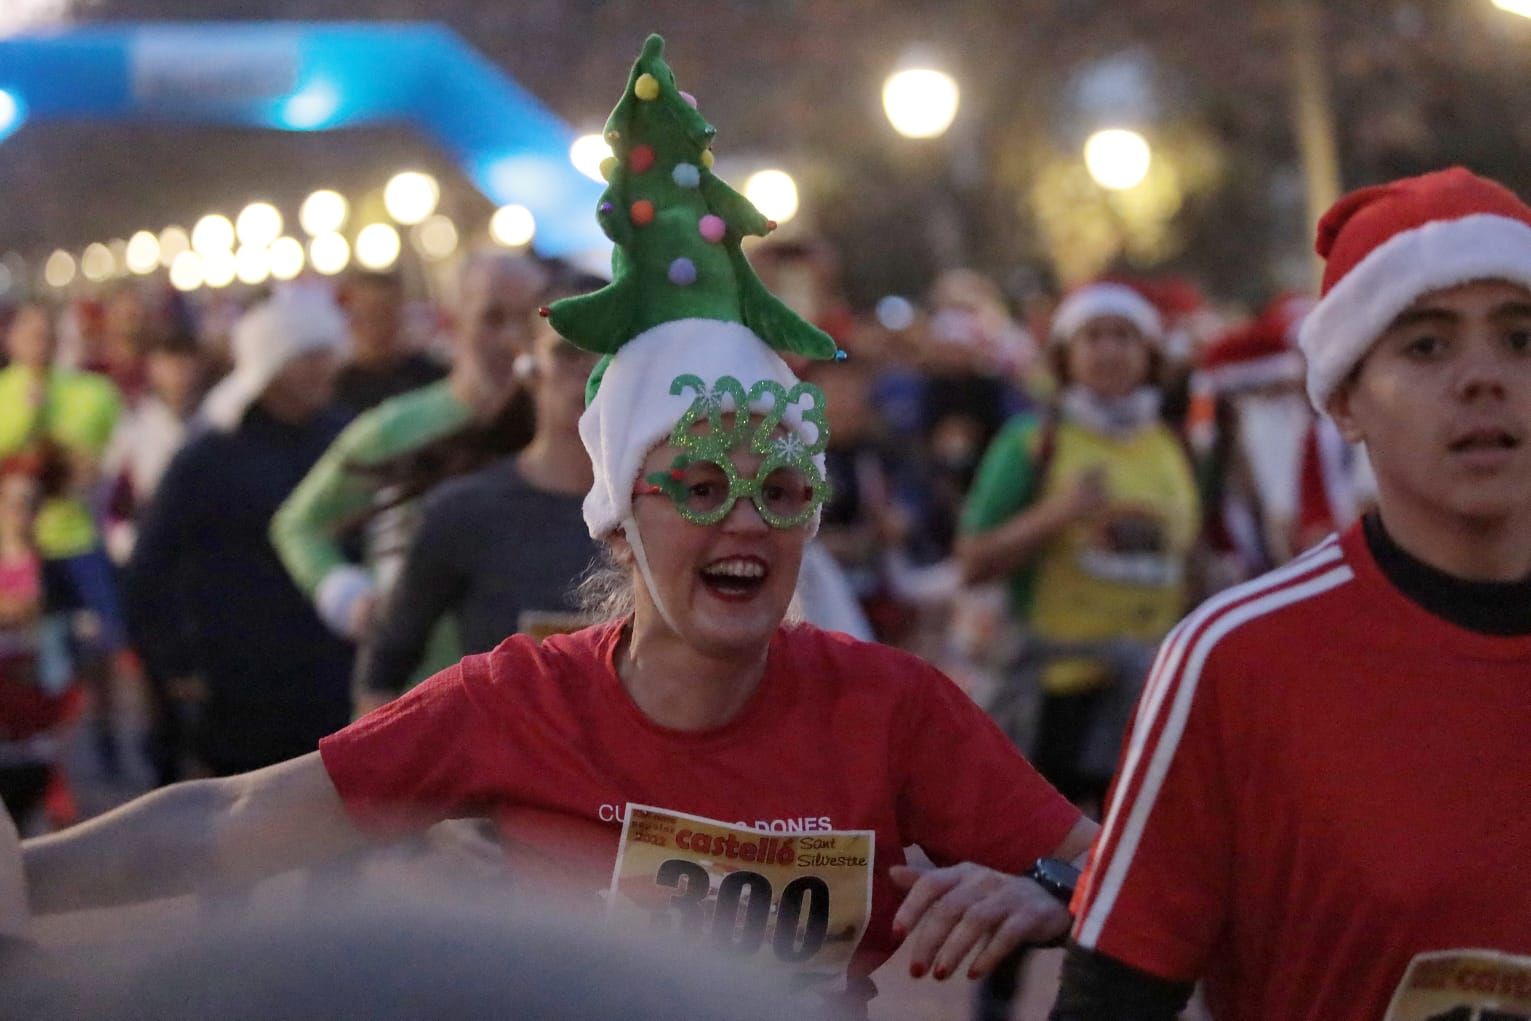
[1022,856,1081,905]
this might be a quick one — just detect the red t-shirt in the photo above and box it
[1071,524,1531,1020]
[320,620,1079,993]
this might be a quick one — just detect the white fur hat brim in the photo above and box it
[201,284,349,431]
[578,318,826,540]
[1299,212,1531,412]
[1051,283,1163,345]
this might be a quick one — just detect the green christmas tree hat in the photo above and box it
[549,32,843,618]
[545,34,837,364]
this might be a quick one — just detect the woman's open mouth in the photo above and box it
[699,555,769,602]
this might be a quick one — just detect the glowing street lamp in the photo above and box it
[300,189,349,236]
[309,232,350,275]
[1084,129,1152,191]
[415,215,459,261]
[81,242,115,283]
[236,202,283,248]
[269,237,306,281]
[235,245,271,286]
[169,252,204,292]
[192,213,235,256]
[1493,0,1531,18]
[490,204,536,248]
[355,223,402,270]
[202,250,237,289]
[570,134,614,183]
[383,171,440,225]
[158,226,191,268]
[744,169,799,225]
[125,231,161,275]
[882,68,960,139]
[44,250,76,289]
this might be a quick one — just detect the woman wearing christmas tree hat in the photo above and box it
[20,35,1093,1009]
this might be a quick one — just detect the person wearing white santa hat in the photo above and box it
[1054,167,1531,1020]
[123,285,356,776]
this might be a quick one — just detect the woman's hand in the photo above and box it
[0,803,29,943]
[889,861,1070,980]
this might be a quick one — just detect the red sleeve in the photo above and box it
[1069,618,1236,982]
[895,657,1081,874]
[318,653,507,836]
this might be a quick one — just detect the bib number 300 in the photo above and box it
[606,804,874,985]
[653,858,829,962]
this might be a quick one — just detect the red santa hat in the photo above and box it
[1198,293,1313,396]
[1199,325,1303,396]
[1298,167,1531,411]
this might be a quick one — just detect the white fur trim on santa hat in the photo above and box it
[1204,351,1306,395]
[1051,283,1163,345]
[1300,212,1531,411]
[578,318,827,540]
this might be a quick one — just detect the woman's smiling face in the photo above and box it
[618,419,811,658]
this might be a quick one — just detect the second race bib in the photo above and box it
[1385,948,1531,1021]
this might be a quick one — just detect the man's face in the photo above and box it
[146,350,204,414]
[345,279,403,351]
[1329,278,1531,524]
[104,287,146,342]
[530,327,599,436]
[6,305,55,369]
[458,261,546,392]
[264,350,339,420]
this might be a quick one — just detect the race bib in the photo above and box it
[606,804,875,990]
[1385,949,1531,1021]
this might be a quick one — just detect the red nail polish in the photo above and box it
[933,966,948,981]
[909,961,926,979]
[891,923,906,939]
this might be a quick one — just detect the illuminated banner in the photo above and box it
[0,23,606,257]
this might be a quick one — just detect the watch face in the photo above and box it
[1037,858,1081,887]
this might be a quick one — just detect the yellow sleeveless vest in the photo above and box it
[1028,420,1199,694]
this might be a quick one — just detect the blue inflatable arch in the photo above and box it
[0,22,607,257]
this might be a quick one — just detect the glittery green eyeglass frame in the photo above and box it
[636,374,832,529]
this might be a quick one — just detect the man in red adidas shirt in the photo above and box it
[1052,167,1531,1020]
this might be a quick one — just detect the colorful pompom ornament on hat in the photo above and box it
[605,130,621,145]
[698,214,726,244]
[629,145,656,174]
[668,257,698,286]
[630,200,656,227]
[672,163,700,189]
[680,90,698,109]
[599,156,619,181]
[634,73,660,101]
[701,148,715,170]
